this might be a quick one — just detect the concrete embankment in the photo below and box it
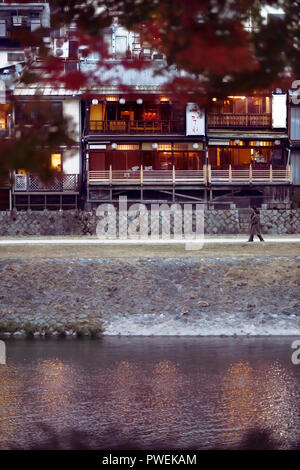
[0,256,299,337]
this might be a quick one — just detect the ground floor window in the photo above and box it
[208,144,286,167]
[89,149,204,170]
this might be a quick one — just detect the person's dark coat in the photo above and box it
[249,212,262,236]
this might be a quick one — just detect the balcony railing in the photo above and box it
[88,165,292,186]
[89,167,206,185]
[208,164,292,184]
[14,174,80,192]
[87,120,185,134]
[207,113,272,128]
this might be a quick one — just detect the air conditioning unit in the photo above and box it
[12,16,23,26]
[53,38,69,58]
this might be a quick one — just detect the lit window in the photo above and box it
[51,153,62,171]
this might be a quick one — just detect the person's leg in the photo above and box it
[258,233,264,242]
[248,234,254,242]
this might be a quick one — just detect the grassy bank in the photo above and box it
[0,241,299,259]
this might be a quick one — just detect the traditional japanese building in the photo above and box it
[0,4,297,210]
[289,96,300,187]
[81,24,292,208]
[206,91,291,207]
[11,85,81,210]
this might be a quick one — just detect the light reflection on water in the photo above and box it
[0,337,299,450]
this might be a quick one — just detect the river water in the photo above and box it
[0,336,299,450]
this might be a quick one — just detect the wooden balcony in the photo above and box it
[14,174,80,193]
[207,113,272,128]
[89,167,206,185]
[88,165,292,186]
[208,165,292,184]
[87,120,185,134]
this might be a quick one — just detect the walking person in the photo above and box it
[248,207,264,242]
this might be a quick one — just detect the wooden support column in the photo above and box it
[86,152,89,193]
[109,164,112,186]
[140,164,144,186]
[208,164,212,184]
[289,164,292,182]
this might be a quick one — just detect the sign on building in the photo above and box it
[272,93,287,128]
[186,103,205,136]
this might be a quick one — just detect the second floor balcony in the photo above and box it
[86,98,186,135]
[88,119,185,134]
[208,95,274,129]
[208,113,272,128]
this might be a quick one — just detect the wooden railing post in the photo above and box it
[229,164,232,183]
[203,164,207,186]
[208,164,212,184]
[288,164,292,183]
[109,165,112,186]
[269,164,273,183]
[249,164,252,183]
[140,164,143,186]
[172,165,176,186]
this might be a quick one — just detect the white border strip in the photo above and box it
[0,238,299,245]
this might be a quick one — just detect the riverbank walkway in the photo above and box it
[0,235,300,245]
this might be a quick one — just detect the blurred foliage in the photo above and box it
[0,100,76,181]
[42,0,300,102]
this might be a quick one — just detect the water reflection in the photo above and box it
[0,366,20,446]
[220,360,299,449]
[34,360,75,432]
[0,337,299,449]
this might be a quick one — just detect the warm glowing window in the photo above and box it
[0,104,10,130]
[144,109,158,120]
[51,153,62,171]
[105,96,119,102]
[116,144,139,151]
[0,113,6,130]
[173,143,188,151]
[158,144,172,151]
[249,141,273,147]
[120,110,134,121]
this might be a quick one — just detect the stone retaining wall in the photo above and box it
[0,257,298,337]
[0,208,300,236]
